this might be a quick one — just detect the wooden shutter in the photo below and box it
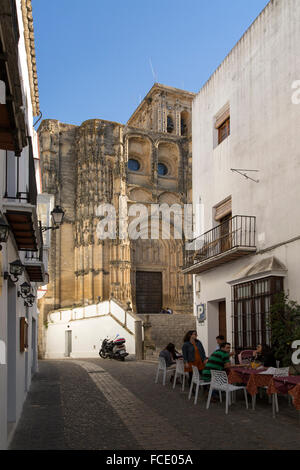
[20,317,28,353]
[215,103,230,129]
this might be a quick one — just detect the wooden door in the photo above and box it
[220,213,232,252]
[136,271,162,314]
[218,301,227,339]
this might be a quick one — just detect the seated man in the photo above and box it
[215,335,225,351]
[202,342,231,382]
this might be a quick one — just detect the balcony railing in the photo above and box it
[4,136,37,206]
[25,223,43,262]
[183,215,256,274]
[24,222,45,282]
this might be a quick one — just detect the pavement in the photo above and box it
[9,357,300,450]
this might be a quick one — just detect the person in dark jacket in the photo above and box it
[252,344,277,367]
[182,330,207,386]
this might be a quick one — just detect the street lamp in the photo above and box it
[51,205,65,226]
[42,206,65,232]
[4,259,24,283]
[0,214,9,250]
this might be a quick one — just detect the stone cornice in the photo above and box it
[21,0,40,116]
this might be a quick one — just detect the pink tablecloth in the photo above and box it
[267,376,300,411]
[228,367,273,396]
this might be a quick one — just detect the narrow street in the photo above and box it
[9,358,300,450]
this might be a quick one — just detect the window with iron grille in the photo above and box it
[232,276,283,353]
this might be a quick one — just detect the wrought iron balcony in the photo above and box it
[23,223,46,283]
[182,215,256,274]
[3,137,39,251]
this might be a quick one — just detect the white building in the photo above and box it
[183,0,300,357]
[0,0,49,449]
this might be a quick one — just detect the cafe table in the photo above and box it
[228,366,274,410]
[267,375,300,414]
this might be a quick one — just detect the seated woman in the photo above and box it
[159,343,182,368]
[252,344,276,367]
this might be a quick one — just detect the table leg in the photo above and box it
[272,394,276,419]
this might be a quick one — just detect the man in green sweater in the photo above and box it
[202,342,231,382]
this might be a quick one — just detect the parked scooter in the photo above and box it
[99,334,129,361]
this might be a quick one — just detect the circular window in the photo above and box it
[128,159,140,171]
[158,163,168,176]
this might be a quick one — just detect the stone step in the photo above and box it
[139,313,197,356]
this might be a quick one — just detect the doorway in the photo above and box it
[64,330,72,357]
[136,271,162,313]
[218,301,227,339]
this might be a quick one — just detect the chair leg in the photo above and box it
[225,391,229,414]
[188,382,193,400]
[206,387,213,409]
[155,368,159,383]
[252,394,256,411]
[272,394,276,419]
[182,374,185,392]
[268,394,272,404]
[163,369,166,386]
[275,393,279,413]
[194,384,199,405]
[219,390,222,403]
[244,389,249,409]
[173,372,177,389]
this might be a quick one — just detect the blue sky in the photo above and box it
[32,0,270,126]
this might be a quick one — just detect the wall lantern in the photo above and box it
[24,293,35,308]
[42,205,65,232]
[18,282,31,299]
[0,214,9,250]
[4,259,24,283]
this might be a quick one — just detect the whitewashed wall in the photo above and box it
[0,1,40,450]
[192,0,300,354]
[45,300,136,358]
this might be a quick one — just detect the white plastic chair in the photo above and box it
[206,370,249,414]
[238,350,254,365]
[172,359,188,391]
[252,367,290,412]
[188,366,211,405]
[155,357,175,386]
[271,367,290,416]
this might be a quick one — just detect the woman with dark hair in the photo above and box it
[159,343,182,368]
[182,330,207,386]
[252,344,276,367]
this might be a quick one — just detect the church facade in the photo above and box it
[38,84,196,356]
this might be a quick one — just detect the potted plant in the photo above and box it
[269,292,300,373]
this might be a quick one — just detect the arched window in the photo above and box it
[167,115,174,133]
[158,162,168,176]
[180,111,189,136]
[128,159,140,171]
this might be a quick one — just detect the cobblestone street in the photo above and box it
[9,358,300,450]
